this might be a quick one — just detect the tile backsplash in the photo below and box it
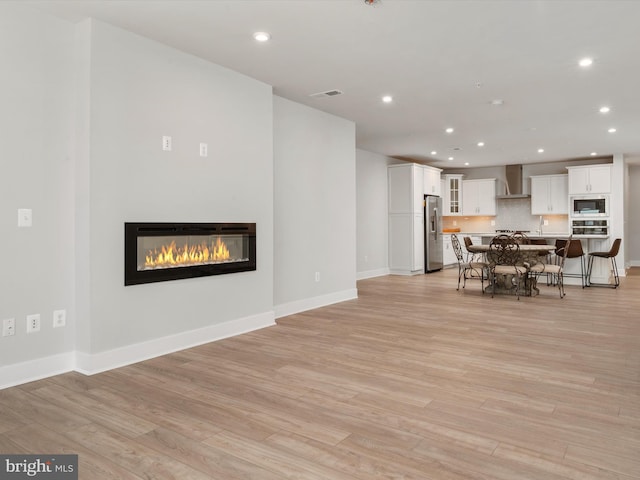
[443,198,569,233]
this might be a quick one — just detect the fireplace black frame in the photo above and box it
[124,222,256,286]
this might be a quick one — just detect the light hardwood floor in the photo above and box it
[1,268,639,479]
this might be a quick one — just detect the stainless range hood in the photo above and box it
[495,164,530,199]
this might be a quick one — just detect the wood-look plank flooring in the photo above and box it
[2,268,639,479]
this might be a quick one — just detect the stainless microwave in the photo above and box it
[570,195,608,217]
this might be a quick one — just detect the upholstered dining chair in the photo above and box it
[487,234,529,300]
[528,235,572,298]
[586,238,622,288]
[463,236,476,262]
[452,234,487,292]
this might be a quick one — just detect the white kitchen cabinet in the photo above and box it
[443,174,463,215]
[442,234,458,266]
[388,164,425,274]
[423,166,442,196]
[530,174,568,215]
[462,178,496,216]
[567,164,611,194]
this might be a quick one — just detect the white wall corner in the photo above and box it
[274,288,358,319]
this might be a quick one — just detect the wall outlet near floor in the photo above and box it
[26,314,40,333]
[2,318,15,337]
[53,309,66,328]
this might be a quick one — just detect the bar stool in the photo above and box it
[555,238,586,288]
[586,238,622,288]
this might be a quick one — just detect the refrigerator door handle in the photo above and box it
[432,207,439,234]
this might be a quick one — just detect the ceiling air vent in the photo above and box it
[310,89,344,98]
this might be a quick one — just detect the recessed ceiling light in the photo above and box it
[448,157,454,161]
[464,162,470,166]
[599,106,610,113]
[253,32,271,42]
[608,127,617,133]
[537,148,544,153]
[431,151,437,155]
[382,95,393,103]
[579,57,593,67]
[477,141,485,147]
[445,127,454,134]
[590,152,597,156]
[490,99,504,106]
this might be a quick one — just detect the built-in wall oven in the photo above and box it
[570,195,608,217]
[571,218,609,237]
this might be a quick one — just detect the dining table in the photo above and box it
[467,243,556,296]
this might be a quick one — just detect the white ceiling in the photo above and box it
[21,0,640,168]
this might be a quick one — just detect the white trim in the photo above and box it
[1,311,275,389]
[75,311,275,375]
[0,352,76,390]
[389,269,424,276]
[356,268,390,280]
[274,288,358,319]
[628,260,640,267]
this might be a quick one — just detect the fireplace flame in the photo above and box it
[144,237,231,269]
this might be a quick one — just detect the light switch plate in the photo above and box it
[18,208,32,227]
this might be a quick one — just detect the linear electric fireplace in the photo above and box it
[124,222,256,286]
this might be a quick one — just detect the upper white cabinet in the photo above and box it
[462,178,496,216]
[443,174,463,215]
[423,166,442,196]
[530,174,568,215]
[567,164,611,194]
[388,163,423,214]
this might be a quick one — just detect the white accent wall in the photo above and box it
[273,97,357,317]
[0,6,76,369]
[356,149,393,279]
[1,6,357,387]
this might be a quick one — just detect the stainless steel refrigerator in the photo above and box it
[424,195,443,272]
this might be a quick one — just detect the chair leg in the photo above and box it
[586,255,620,288]
[558,272,565,298]
[612,257,620,287]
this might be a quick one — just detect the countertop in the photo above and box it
[445,232,608,240]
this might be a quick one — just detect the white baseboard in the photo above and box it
[356,268,390,280]
[0,311,275,389]
[628,260,640,267]
[0,352,76,390]
[75,311,275,375]
[274,288,358,319]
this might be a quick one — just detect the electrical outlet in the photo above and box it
[26,314,40,333]
[53,309,66,328]
[315,271,320,282]
[199,142,208,157]
[162,135,172,151]
[2,318,15,337]
[544,219,549,226]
